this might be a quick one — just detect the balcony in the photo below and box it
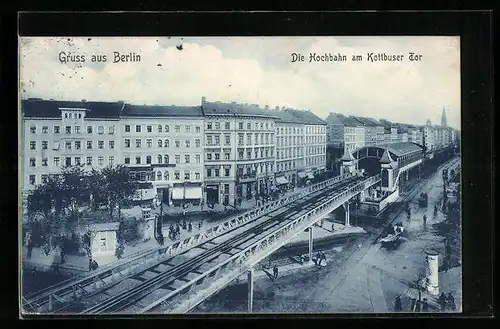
[237,173,257,183]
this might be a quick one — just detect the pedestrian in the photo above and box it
[422,298,429,312]
[27,238,33,260]
[316,252,322,266]
[182,220,187,230]
[423,215,427,224]
[410,298,416,312]
[273,265,278,280]
[331,223,335,232]
[321,252,327,265]
[188,222,192,233]
[447,293,456,311]
[88,258,93,271]
[394,295,403,312]
[438,292,447,311]
[198,221,202,230]
[415,299,421,312]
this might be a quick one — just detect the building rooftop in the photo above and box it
[202,101,278,119]
[284,108,326,125]
[325,113,362,127]
[272,110,304,124]
[352,116,381,127]
[21,99,124,119]
[379,147,395,164]
[122,104,204,117]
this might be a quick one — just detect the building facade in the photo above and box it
[274,110,304,186]
[21,99,123,192]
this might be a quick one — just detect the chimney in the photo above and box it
[275,106,279,111]
[265,105,269,110]
[201,96,206,104]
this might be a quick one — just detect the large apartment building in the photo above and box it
[21,97,328,207]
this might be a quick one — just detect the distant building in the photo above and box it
[325,113,365,152]
[441,108,447,127]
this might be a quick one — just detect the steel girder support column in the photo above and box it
[308,227,314,263]
[344,202,350,227]
[248,268,254,313]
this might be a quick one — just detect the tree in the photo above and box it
[102,165,137,220]
[61,164,89,216]
[86,168,108,211]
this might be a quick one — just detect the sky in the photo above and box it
[19,36,461,130]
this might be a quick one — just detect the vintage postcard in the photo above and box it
[19,36,461,315]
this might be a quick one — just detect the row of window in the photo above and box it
[276,149,303,159]
[29,140,115,151]
[277,136,304,147]
[30,125,115,135]
[124,124,202,134]
[305,126,326,134]
[123,154,202,165]
[205,133,276,147]
[206,121,274,131]
[124,138,201,149]
[235,162,274,176]
[305,136,326,144]
[305,156,325,166]
[305,146,326,155]
[28,155,115,168]
[131,170,202,182]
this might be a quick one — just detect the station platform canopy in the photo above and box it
[377,142,424,158]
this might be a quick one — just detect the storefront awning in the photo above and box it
[298,172,307,178]
[172,187,185,200]
[307,172,314,179]
[184,186,202,200]
[276,176,289,185]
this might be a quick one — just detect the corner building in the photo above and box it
[201,99,277,206]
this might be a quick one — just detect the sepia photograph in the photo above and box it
[19,36,461,315]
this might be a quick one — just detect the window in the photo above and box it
[175,125,180,133]
[164,171,170,180]
[185,155,190,163]
[224,122,230,130]
[53,157,60,167]
[215,153,220,160]
[207,153,212,160]
[65,141,72,150]
[175,155,180,164]
[215,122,220,130]
[98,141,104,149]
[136,125,141,133]
[135,156,141,164]
[75,141,81,149]
[75,157,81,165]
[29,175,35,185]
[124,157,130,164]
[238,151,243,160]
[195,172,200,180]
[42,158,48,166]
[224,184,229,193]
[260,123,264,129]
[87,126,93,134]
[147,139,152,148]
[174,171,180,180]
[185,140,190,148]
[207,169,212,177]
[109,141,115,149]
[175,140,180,148]
[30,141,36,150]
[207,122,212,130]
[225,168,230,177]
[98,157,104,166]
[164,139,169,147]
[185,125,190,133]
[157,155,162,164]
[42,175,48,184]
[207,136,213,145]
[158,125,163,133]
[165,125,170,132]
[185,171,190,180]
[86,157,92,165]
[42,126,48,133]
[266,123,269,129]
[247,151,251,159]
[87,141,93,149]
[224,135,230,146]
[147,125,152,133]
[65,157,71,166]
[247,122,251,130]
[195,139,200,147]
[195,126,201,133]
[54,126,60,134]
[66,126,71,134]
[136,139,141,148]
[156,171,162,180]
[125,125,130,132]
[238,135,244,145]
[164,155,169,163]
[146,156,152,164]
[30,126,36,134]
[239,122,243,130]
[195,154,200,163]
[109,126,115,134]
[215,169,220,177]
[215,136,220,145]
[75,126,81,134]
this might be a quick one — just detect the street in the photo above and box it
[195,157,461,313]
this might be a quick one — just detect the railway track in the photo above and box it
[35,175,361,314]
